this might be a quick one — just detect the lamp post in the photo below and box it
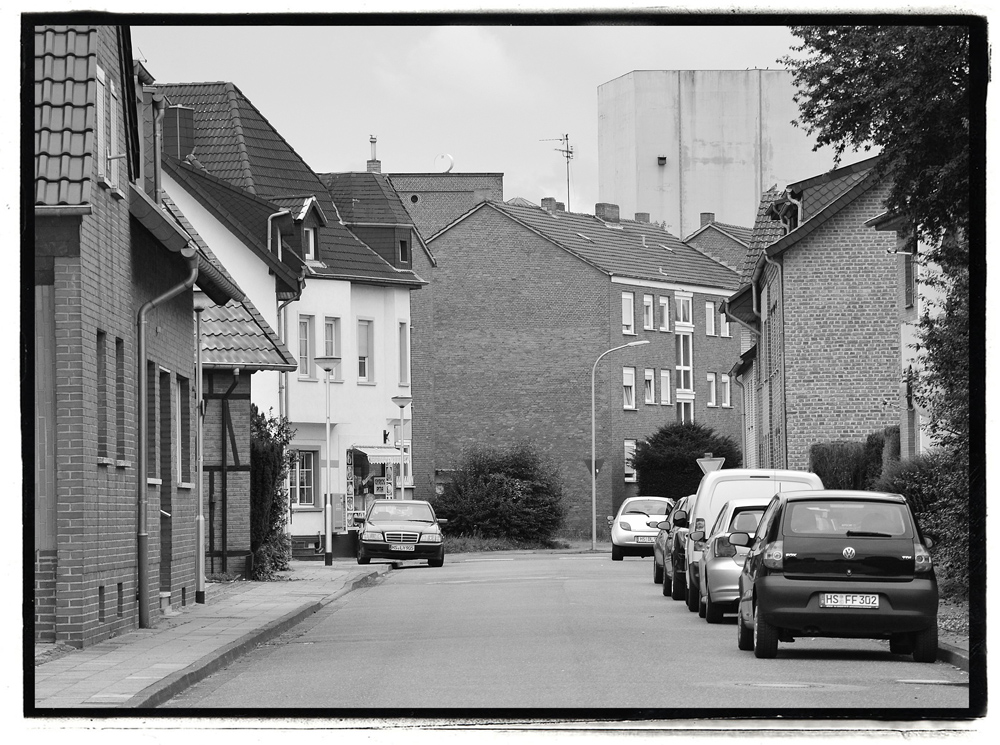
[193,292,212,603]
[315,356,340,565]
[391,395,412,500]
[591,340,649,551]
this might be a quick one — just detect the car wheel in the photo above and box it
[662,571,672,596]
[737,607,754,650]
[686,576,699,612]
[889,634,914,655]
[612,545,623,561]
[912,625,938,663]
[428,556,444,568]
[753,604,779,658]
[705,586,724,624]
[670,569,686,600]
[356,548,370,565]
[698,593,707,618]
[653,558,664,584]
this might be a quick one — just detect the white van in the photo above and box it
[677,469,824,613]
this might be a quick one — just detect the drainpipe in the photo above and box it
[220,368,240,575]
[277,297,295,533]
[137,253,199,628]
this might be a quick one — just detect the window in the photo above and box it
[904,251,915,308]
[660,370,671,405]
[721,374,731,407]
[676,397,694,424]
[303,227,316,261]
[707,372,717,407]
[95,65,121,190]
[115,338,125,460]
[97,331,108,458]
[674,294,692,327]
[177,376,191,482]
[623,367,636,409]
[298,315,315,378]
[644,368,655,404]
[398,321,410,385]
[659,297,670,331]
[624,440,637,482]
[291,450,316,505]
[324,317,342,380]
[643,295,654,330]
[705,302,716,336]
[399,239,410,264]
[358,319,374,382]
[675,332,693,391]
[622,292,635,334]
[720,311,731,338]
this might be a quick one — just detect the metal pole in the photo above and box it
[195,306,205,603]
[398,406,405,500]
[324,367,333,566]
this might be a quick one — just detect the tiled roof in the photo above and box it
[200,300,297,372]
[34,25,97,206]
[156,82,423,287]
[484,203,739,291]
[786,156,880,222]
[318,172,413,225]
[739,186,785,284]
[711,222,753,245]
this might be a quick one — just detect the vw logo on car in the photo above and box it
[843,546,856,559]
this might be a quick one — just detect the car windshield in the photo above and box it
[784,500,910,537]
[623,499,671,516]
[368,503,435,522]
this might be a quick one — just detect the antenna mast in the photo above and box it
[540,134,573,212]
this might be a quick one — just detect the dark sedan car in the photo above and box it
[652,495,691,599]
[730,490,938,661]
[354,499,447,567]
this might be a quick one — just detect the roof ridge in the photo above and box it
[224,83,256,195]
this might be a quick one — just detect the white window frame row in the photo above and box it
[296,314,411,387]
[621,291,729,338]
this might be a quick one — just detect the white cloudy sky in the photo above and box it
[130,22,806,215]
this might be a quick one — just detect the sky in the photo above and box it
[130,22,807,217]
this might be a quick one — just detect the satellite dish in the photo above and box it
[434,154,454,173]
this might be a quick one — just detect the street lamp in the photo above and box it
[315,355,341,566]
[391,395,412,500]
[591,340,650,551]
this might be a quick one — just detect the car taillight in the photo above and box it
[762,540,783,570]
[715,536,737,558]
[695,518,705,532]
[914,541,933,573]
[620,521,632,531]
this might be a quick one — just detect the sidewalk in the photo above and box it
[32,560,390,710]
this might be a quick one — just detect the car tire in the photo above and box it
[662,571,672,596]
[653,558,664,584]
[611,545,623,561]
[356,549,370,565]
[705,586,724,624]
[753,604,779,659]
[698,593,707,618]
[686,576,699,612]
[889,634,914,655]
[912,625,938,663]
[670,569,686,600]
[428,556,444,568]
[737,608,754,650]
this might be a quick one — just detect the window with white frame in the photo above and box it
[290,450,316,505]
[622,292,635,335]
[358,319,374,382]
[643,294,654,330]
[623,367,636,409]
[674,294,692,327]
[398,321,410,385]
[303,227,316,261]
[298,315,315,378]
[624,440,637,482]
[719,311,731,337]
[399,239,410,264]
[323,317,341,380]
[675,332,693,391]
[676,395,695,424]
[95,65,122,190]
[705,302,716,336]
[721,374,731,407]
[659,297,670,331]
[660,370,671,404]
[707,372,718,407]
[644,368,655,404]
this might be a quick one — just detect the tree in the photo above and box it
[632,422,742,501]
[249,406,295,580]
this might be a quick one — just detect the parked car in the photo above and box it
[679,469,824,614]
[652,495,692,599]
[690,498,768,622]
[729,490,938,661]
[607,496,674,561]
[354,499,448,567]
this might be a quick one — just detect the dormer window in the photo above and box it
[399,239,409,264]
[303,227,316,261]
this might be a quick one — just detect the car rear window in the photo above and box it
[728,509,764,533]
[623,499,671,515]
[783,500,912,538]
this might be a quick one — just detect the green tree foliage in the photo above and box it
[249,405,295,580]
[632,422,742,500]
[432,442,565,543]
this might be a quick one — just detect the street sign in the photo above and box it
[697,452,725,474]
[583,458,605,476]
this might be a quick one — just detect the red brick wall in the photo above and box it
[409,238,436,502]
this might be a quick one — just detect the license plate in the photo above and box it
[635,536,655,544]
[390,544,415,552]
[820,593,879,609]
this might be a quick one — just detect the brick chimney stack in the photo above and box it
[367,135,381,173]
[595,203,620,223]
[541,197,558,213]
[700,212,715,226]
[635,212,650,223]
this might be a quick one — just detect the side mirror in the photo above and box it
[437,518,448,526]
[672,510,688,528]
[654,520,671,530]
[728,531,751,548]
[689,530,705,543]
[352,515,365,526]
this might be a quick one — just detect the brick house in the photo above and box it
[153,85,425,556]
[683,212,753,273]
[413,197,743,535]
[32,26,248,645]
[723,156,899,471]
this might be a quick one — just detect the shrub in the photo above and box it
[632,422,742,500]
[249,406,295,580]
[809,441,868,489]
[432,442,565,543]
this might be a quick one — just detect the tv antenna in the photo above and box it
[540,134,573,212]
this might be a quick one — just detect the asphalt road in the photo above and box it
[162,553,970,712]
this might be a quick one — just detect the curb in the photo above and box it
[125,565,390,709]
[937,640,970,672]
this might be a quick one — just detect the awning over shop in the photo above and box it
[353,446,403,465]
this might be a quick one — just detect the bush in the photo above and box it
[632,422,742,500]
[809,441,867,489]
[432,442,565,543]
[249,406,295,580]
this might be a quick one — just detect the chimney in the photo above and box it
[367,135,381,173]
[700,212,715,227]
[555,202,565,212]
[162,105,195,159]
[541,197,558,213]
[595,203,620,223]
[635,212,650,223]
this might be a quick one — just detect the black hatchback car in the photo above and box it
[729,490,938,661]
[354,499,447,567]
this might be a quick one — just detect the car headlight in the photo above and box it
[420,533,442,544]
[361,531,383,541]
